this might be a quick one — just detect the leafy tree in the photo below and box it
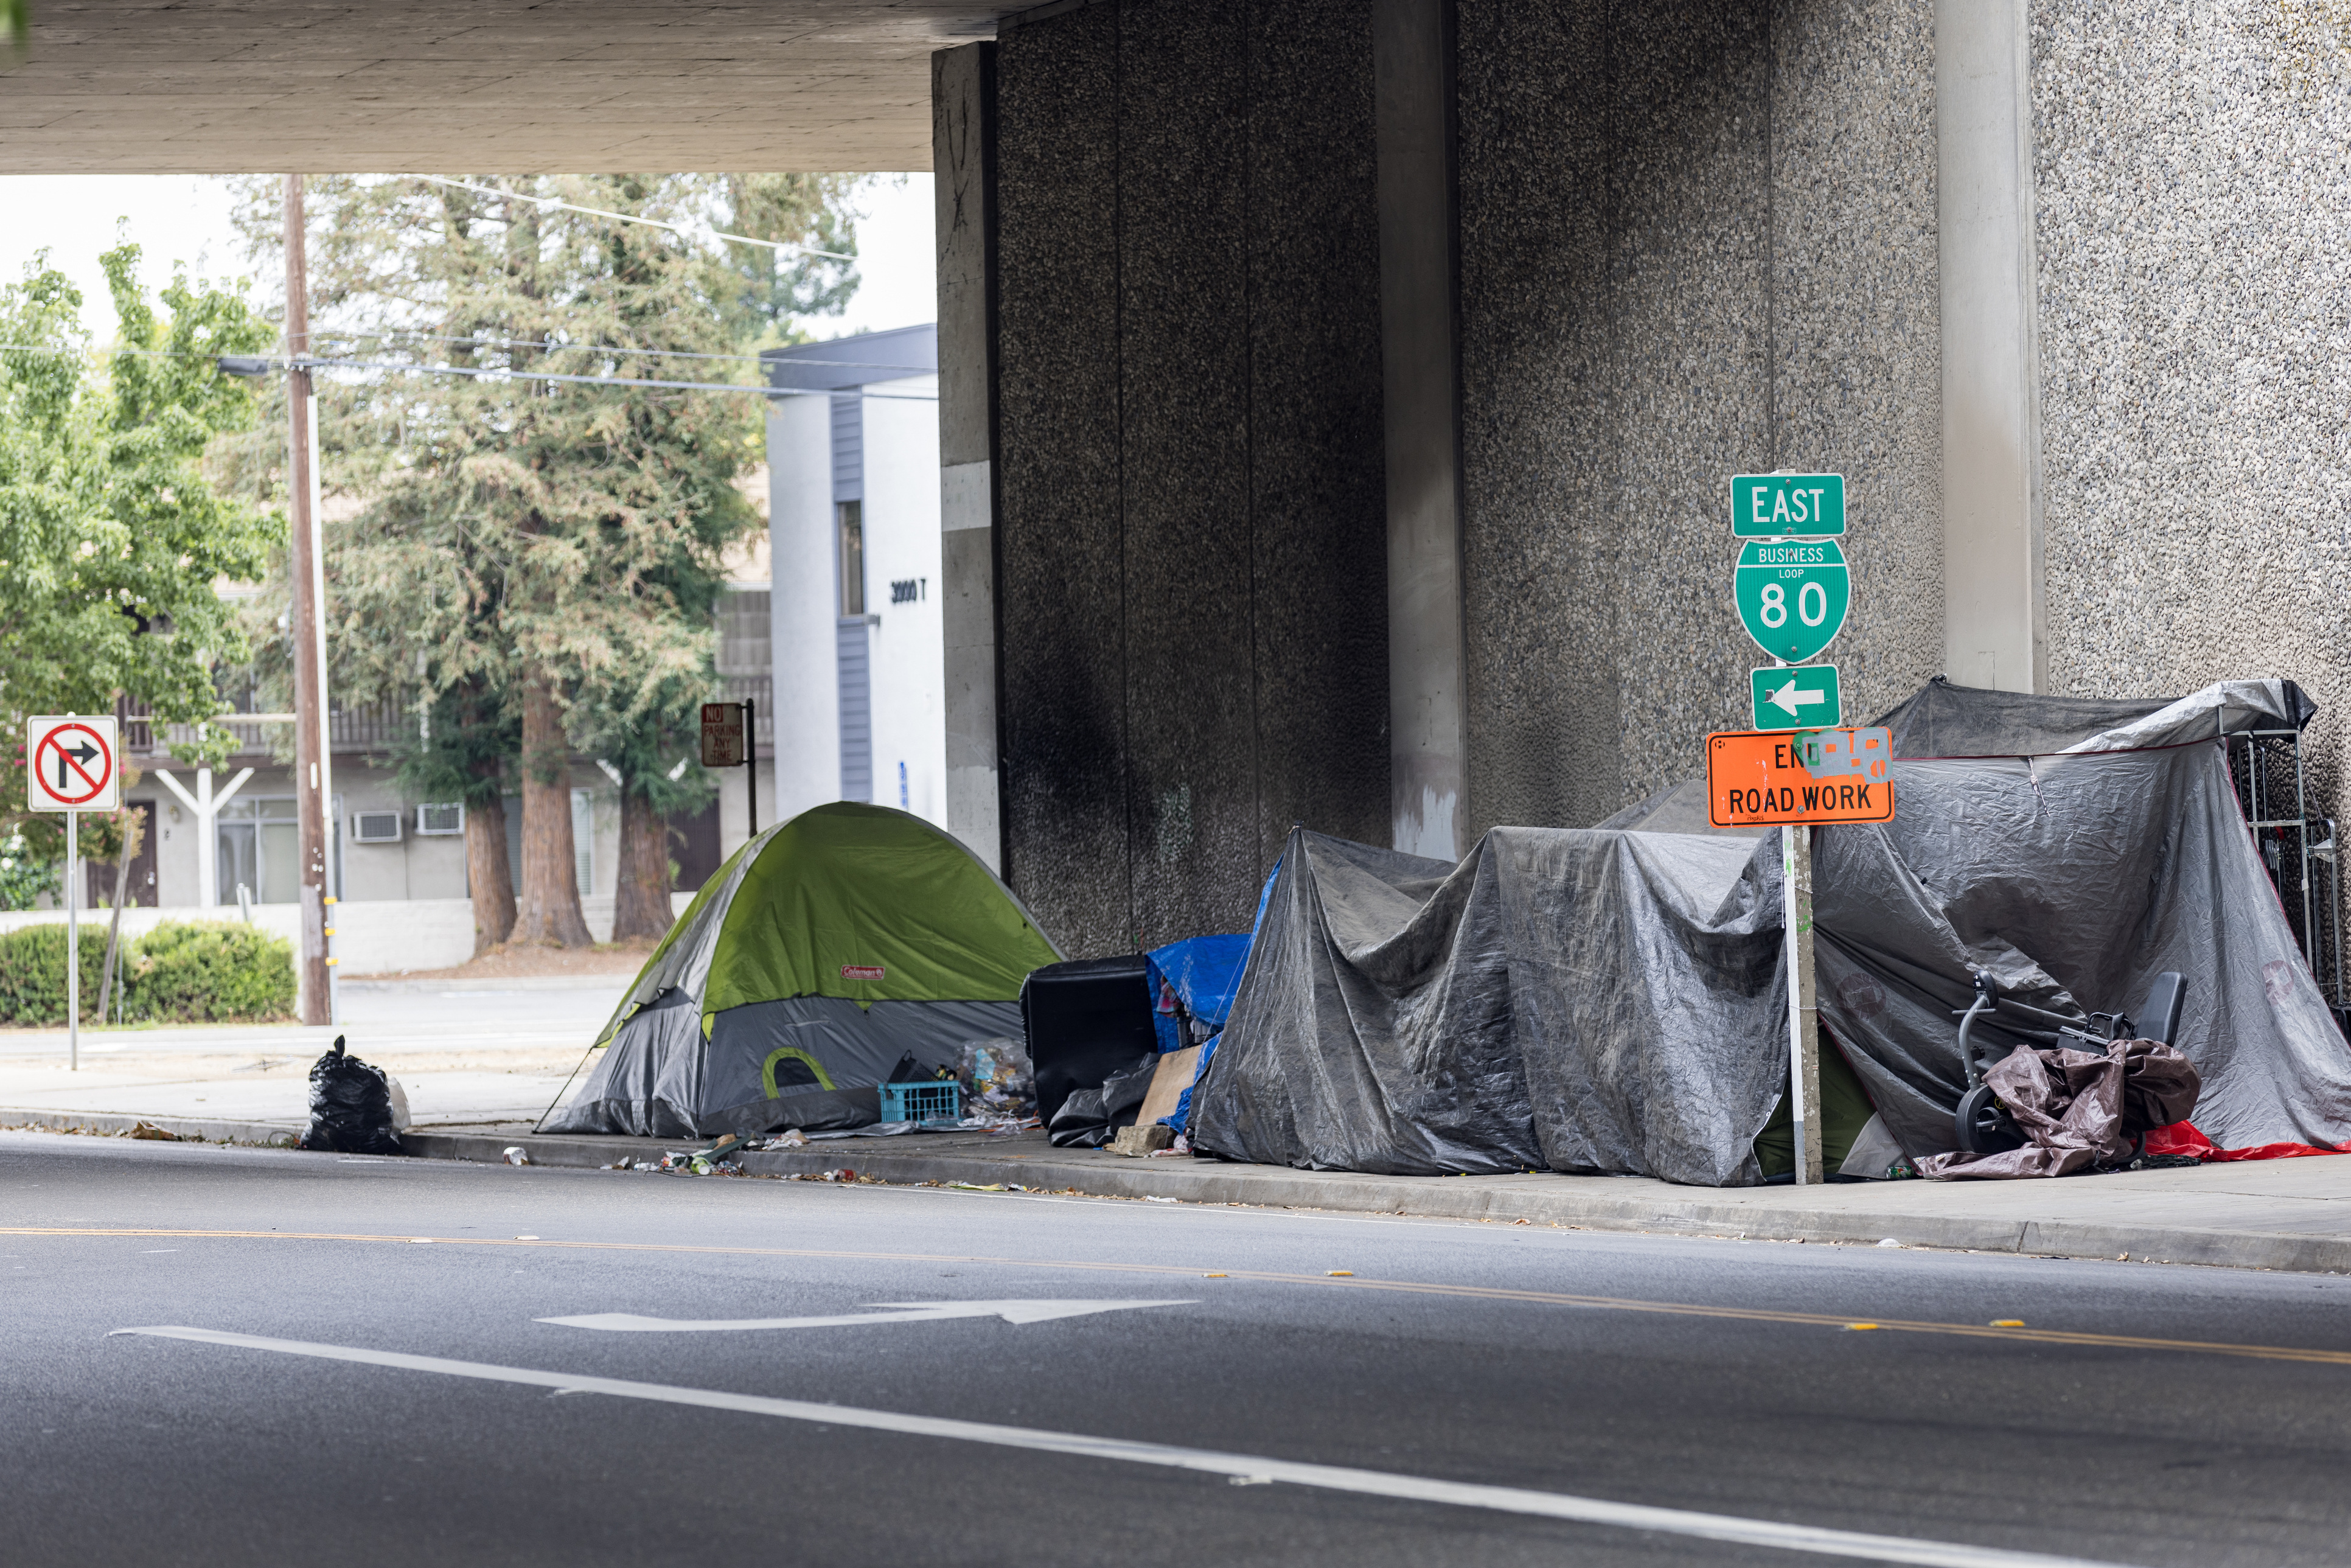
[0,246,275,882]
[232,175,849,947]
[392,678,521,950]
[569,666,716,941]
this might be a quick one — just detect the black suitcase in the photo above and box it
[1021,955,1158,1125]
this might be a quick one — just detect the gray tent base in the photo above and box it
[546,994,1022,1138]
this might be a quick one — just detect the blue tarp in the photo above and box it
[1160,860,1280,1132]
[1146,933,1254,1053]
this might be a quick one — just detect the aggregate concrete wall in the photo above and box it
[994,0,1389,955]
[1453,0,1945,833]
[2031,1,2351,828]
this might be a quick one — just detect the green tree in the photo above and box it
[234,174,850,948]
[0,247,276,882]
[392,677,522,949]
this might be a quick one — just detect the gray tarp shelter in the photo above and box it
[1191,679,2351,1185]
[1816,677,2351,1161]
[1191,826,1789,1185]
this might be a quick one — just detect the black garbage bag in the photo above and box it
[1048,1053,1160,1149]
[298,1036,403,1155]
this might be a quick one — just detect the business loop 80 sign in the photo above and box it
[1733,538,1848,665]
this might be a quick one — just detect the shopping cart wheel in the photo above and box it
[1955,1084,2025,1155]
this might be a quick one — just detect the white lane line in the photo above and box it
[113,1325,2139,1568]
[538,1298,1196,1333]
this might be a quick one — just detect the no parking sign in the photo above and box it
[26,715,120,812]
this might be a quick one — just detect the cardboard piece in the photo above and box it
[1134,1045,1200,1129]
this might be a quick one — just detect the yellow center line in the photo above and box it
[13,1225,2348,1368]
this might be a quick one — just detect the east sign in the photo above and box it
[1733,538,1849,664]
[1730,473,1845,538]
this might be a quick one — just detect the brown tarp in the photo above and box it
[1917,1039,2202,1179]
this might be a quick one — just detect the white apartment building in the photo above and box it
[762,326,946,828]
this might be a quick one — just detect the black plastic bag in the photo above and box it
[1048,1053,1160,1149]
[298,1036,403,1155]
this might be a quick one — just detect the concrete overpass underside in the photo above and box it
[0,0,991,172]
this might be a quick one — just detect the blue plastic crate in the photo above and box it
[878,1079,962,1124]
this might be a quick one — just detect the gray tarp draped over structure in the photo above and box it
[1817,677,2350,1159]
[1189,679,2351,1185]
[1190,826,1789,1185]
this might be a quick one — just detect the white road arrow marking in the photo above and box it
[534,1298,1196,1333]
[1766,679,1827,717]
[113,1326,2145,1568]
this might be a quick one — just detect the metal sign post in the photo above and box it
[27,715,121,1072]
[1721,471,1867,1185]
[743,699,757,837]
[66,808,77,1070]
[1780,824,1819,1185]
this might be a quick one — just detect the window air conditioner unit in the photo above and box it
[350,809,403,845]
[416,802,465,837]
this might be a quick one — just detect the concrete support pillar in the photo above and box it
[1374,0,1467,859]
[1935,0,2044,692]
[934,41,1005,873]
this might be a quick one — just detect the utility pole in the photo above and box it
[285,174,334,1026]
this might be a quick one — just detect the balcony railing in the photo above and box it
[117,683,771,763]
[118,697,415,761]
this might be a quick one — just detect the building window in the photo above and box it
[838,500,865,616]
[216,796,341,904]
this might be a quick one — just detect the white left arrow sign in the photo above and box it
[537,1299,1196,1333]
[1766,679,1827,718]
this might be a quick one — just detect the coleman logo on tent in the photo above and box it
[841,964,886,981]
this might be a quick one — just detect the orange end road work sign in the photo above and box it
[1706,727,1895,828]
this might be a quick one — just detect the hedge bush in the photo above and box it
[0,921,295,1026]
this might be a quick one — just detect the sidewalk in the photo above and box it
[15,1094,2351,1277]
[0,977,622,1130]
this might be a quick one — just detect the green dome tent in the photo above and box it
[546,802,1064,1138]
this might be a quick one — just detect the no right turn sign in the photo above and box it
[26,716,120,812]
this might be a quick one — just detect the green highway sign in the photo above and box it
[1734,538,1849,663]
[1732,473,1845,537]
[1750,664,1842,730]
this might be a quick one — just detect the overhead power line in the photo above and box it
[288,354,936,402]
[317,330,935,375]
[404,175,858,263]
[1,341,936,400]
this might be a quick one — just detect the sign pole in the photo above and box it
[744,698,757,838]
[66,809,78,1072]
[1781,824,1821,1183]
[26,715,119,1071]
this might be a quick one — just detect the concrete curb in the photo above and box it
[1,1107,304,1146]
[13,1109,2351,1277]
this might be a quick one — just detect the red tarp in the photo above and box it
[2144,1122,2350,1163]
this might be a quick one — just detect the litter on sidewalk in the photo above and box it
[297,1036,402,1157]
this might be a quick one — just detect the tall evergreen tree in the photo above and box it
[234,173,857,949]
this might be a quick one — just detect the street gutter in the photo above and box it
[10,1109,2351,1278]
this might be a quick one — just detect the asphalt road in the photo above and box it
[8,1132,2351,1567]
